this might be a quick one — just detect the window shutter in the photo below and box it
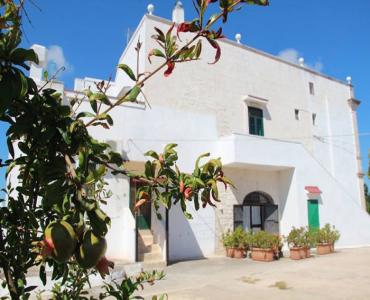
[264,204,279,234]
[248,107,264,136]
[233,205,243,230]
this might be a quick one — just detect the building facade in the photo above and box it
[29,7,370,264]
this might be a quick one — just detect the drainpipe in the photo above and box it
[165,208,169,265]
[347,76,366,210]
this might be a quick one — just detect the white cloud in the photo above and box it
[277,48,323,73]
[47,45,73,77]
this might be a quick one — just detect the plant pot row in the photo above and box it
[226,247,280,262]
[289,243,334,259]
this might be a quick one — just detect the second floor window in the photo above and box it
[309,82,315,95]
[248,107,264,136]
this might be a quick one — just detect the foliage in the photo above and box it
[286,227,305,248]
[50,264,93,300]
[250,231,281,249]
[135,145,234,219]
[0,0,269,298]
[222,226,251,249]
[99,270,166,300]
[286,227,314,248]
[313,224,340,245]
[48,268,166,300]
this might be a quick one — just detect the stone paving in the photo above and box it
[91,247,370,300]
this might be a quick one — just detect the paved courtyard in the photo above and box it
[122,247,370,300]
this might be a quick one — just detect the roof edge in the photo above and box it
[145,14,350,87]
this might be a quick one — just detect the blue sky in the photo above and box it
[1,0,370,189]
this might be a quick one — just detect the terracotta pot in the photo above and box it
[233,248,245,259]
[290,247,303,260]
[305,247,311,258]
[251,248,274,262]
[317,243,332,255]
[226,247,234,258]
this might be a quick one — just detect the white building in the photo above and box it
[29,3,370,265]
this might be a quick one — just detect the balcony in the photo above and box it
[215,133,301,171]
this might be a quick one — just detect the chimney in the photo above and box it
[30,44,47,82]
[172,1,184,24]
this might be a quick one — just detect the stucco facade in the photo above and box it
[28,12,369,264]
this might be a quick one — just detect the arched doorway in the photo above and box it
[233,191,279,234]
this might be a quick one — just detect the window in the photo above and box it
[295,109,300,120]
[309,82,315,95]
[233,191,279,234]
[312,113,317,125]
[248,107,264,136]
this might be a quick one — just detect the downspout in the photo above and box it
[165,208,169,265]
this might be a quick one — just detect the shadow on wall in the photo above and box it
[168,203,205,263]
[278,168,295,220]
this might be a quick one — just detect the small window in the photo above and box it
[248,107,264,136]
[309,82,315,95]
[294,109,300,120]
[312,113,317,125]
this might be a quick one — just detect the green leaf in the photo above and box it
[194,192,200,211]
[90,92,112,106]
[154,27,166,43]
[10,48,39,65]
[88,208,110,237]
[145,161,155,178]
[125,86,141,102]
[194,152,210,175]
[148,49,166,63]
[16,70,28,99]
[109,151,124,166]
[164,143,177,154]
[118,64,136,81]
[76,111,95,119]
[144,150,159,160]
[194,40,202,59]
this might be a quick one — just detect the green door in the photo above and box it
[137,203,151,230]
[130,179,151,230]
[307,200,320,229]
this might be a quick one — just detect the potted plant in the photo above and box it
[328,225,340,252]
[302,228,315,258]
[287,227,305,260]
[250,231,279,262]
[222,227,249,259]
[315,224,340,255]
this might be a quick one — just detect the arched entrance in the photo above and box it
[233,191,279,234]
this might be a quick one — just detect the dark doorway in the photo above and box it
[130,180,151,230]
[234,191,279,234]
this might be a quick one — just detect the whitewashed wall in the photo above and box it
[56,14,370,261]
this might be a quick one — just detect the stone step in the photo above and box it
[139,242,162,253]
[138,235,154,247]
[138,251,164,262]
[138,230,154,246]
[138,229,153,236]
